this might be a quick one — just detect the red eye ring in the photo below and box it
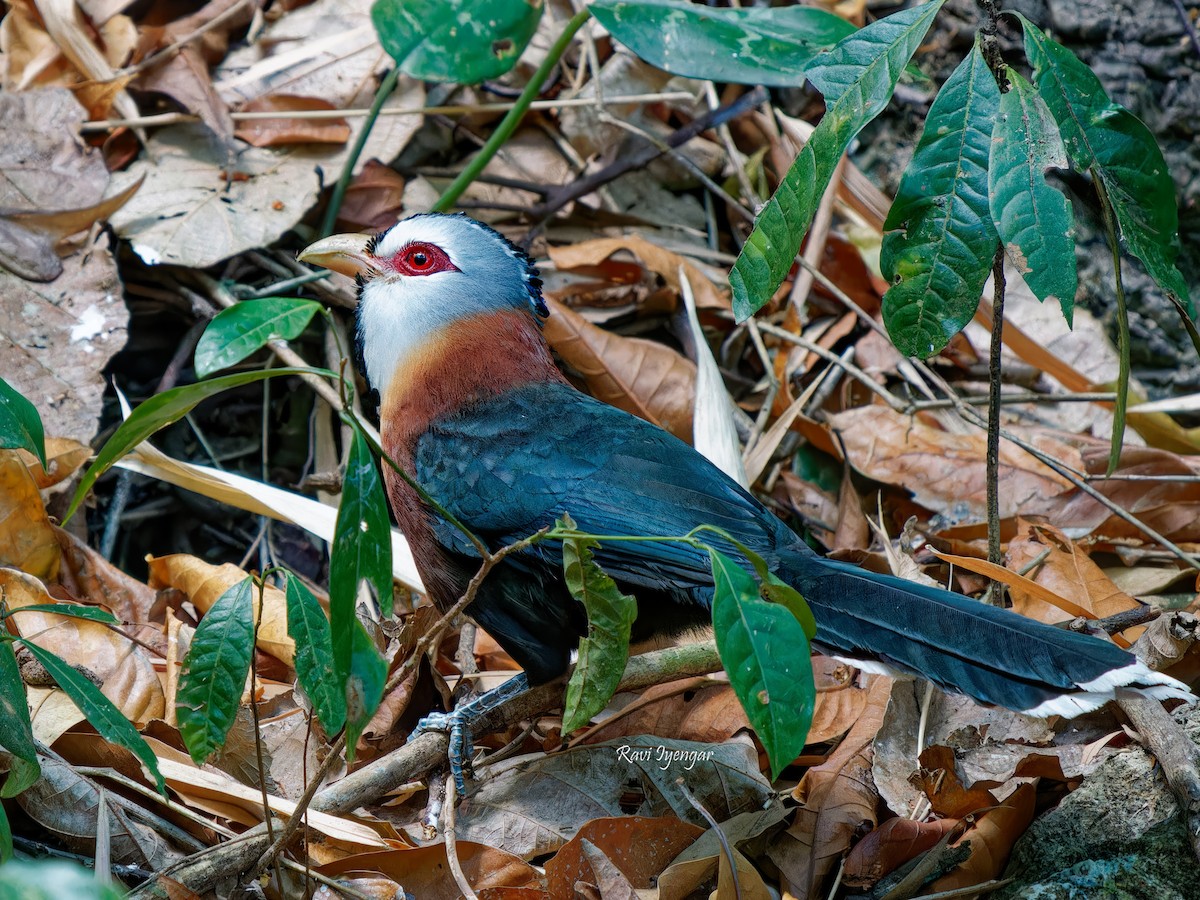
[382,241,459,277]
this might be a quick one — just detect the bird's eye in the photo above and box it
[407,249,430,269]
[383,240,458,277]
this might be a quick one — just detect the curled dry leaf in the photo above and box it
[234,94,351,147]
[548,236,728,310]
[0,450,61,580]
[1006,520,1141,628]
[336,159,407,232]
[543,297,696,442]
[2,567,165,724]
[318,842,543,898]
[927,781,1036,892]
[17,437,91,491]
[770,676,891,899]
[842,817,961,888]
[0,0,138,120]
[829,405,1080,521]
[146,554,295,667]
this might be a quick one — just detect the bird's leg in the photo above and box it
[409,672,530,795]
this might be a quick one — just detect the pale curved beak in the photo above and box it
[298,233,378,278]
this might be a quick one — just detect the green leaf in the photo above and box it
[343,619,387,762]
[18,639,165,794]
[0,860,127,899]
[882,42,1001,358]
[0,641,40,799]
[176,578,255,765]
[590,0,856,87]
[0,803,10,863]
[1016,13,1191,313]
[988,68,1077,322]
[329,422,393,687]
[64,367,334,523]
[285,571,346,735]
[194,298,323,378]
[0,377,46,470]
[371,0,542,83]
[709,550,814,778]
[730,0,946,320]
[560,516,638,734]
[6,604,119,624]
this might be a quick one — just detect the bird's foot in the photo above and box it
[409,710,476,796]
[408,672,531,798]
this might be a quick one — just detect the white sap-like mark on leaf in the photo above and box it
[132,243,162,265]
[359,520,369,533]
[71,306,106,342]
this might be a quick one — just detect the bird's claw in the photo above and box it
[410,711,475,796]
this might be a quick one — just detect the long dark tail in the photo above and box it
[784,550,1191,716]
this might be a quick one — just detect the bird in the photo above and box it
[300,213,1191,779]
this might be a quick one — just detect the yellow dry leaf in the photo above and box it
[146,555,295,667]
[0,450,60,580]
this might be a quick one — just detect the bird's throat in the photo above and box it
[378,308,565,468]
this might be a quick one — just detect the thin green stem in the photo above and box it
[433,7,591,212]
[319,67,402,237]
[1094,175,1129,476]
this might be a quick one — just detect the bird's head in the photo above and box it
[299,213,546,397]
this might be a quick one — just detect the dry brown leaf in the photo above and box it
[234,94,350,147]
[807,656,869,744]
[829,405,1079,520]
[335,159,407,232]
[146,555,295,666]
[318,843,544,899]
[544,816,703,897]
[913,745,1001,819]
[4,567,164,724]
[548,236,727,310]
[927,782,1036,892]
[842,817,961,888]
[543,297,696,442]
[1038,445,1200,543]
[18,437,90,490]
[770,675,890,899]
[56,527,165,653]
[928,549,1101,626]
[1006,520,1141,629]
[0,450,61,579]
[579,680,750,746]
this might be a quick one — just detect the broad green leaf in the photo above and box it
[285,571,346,735]
[710,550,814,778]
[730,1,946,320]
[882,42,1001,357]
[18,639,165,794]
[371,0,541,83]
[6,604,119,624]
[343,619,387,762]
[560,517,638,734]
[1016,13,1191,314]
[0,641,40,799]
[0,860,127,899]
[176,578,255,764]
[330,422,393,686]
[64,367,333,522]
[0,377,46,470]
[0,803,9,863]
[989,68,1076,321]
[591,0,856,87]
[194,298,323,378]
[730,545,819,641]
